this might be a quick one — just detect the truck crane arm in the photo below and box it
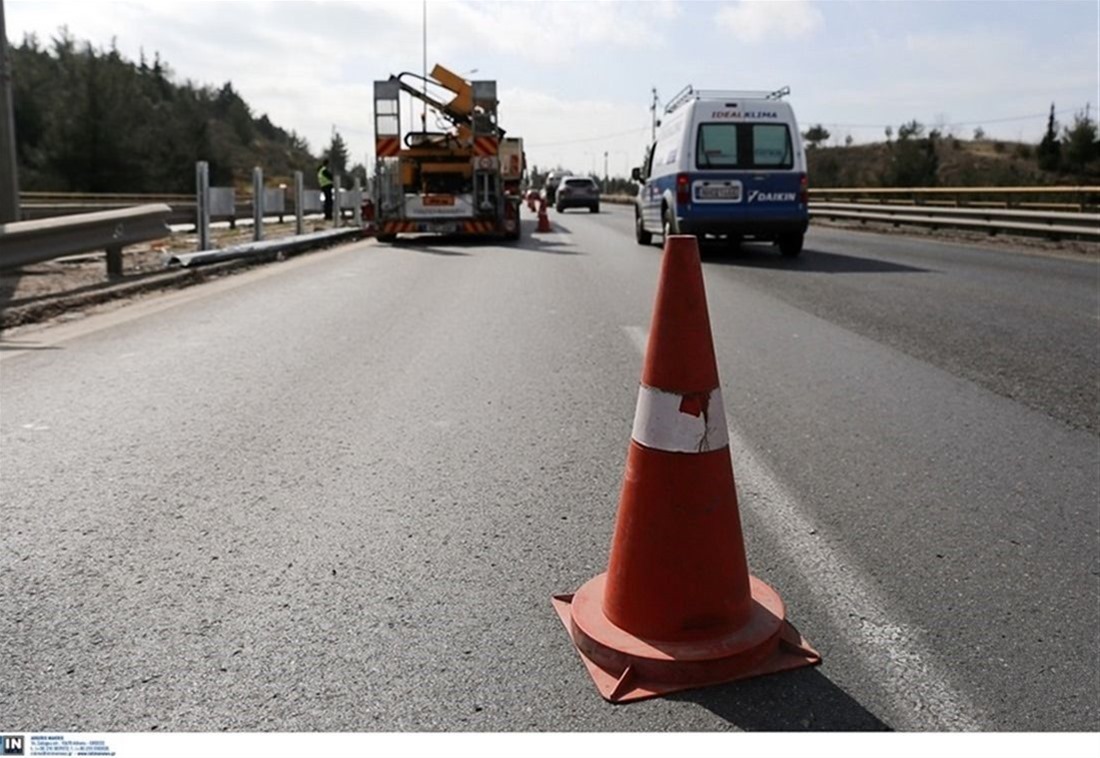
[390,68,506,139]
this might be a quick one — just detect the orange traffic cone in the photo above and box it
[536,198,552,233]
[552,235,820,703]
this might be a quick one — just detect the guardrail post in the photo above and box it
[294,171,304,236]
[196,161,211,251]
[252,166,264,242]
[334,173,342,226]
[105,245,123,277]
[353,177,362,227]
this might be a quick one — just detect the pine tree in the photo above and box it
[1037,103,1061,172]
[326,131,349,175]
[10,28,318,192]
[1061,109,1099,175]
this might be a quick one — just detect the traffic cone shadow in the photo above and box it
[552,234,820,703]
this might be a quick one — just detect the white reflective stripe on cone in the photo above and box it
[630,385,730,453]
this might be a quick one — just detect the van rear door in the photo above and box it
[688,121,804,223]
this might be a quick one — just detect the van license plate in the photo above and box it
[698,186,741,200]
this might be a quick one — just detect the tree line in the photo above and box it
[9,29,358,193]
[801,107,1099,187]
[10,29,1098,194]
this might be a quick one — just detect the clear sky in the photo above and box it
[6,0,1098,178]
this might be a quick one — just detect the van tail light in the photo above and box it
[676,173,691,205]
[799,173,808,205]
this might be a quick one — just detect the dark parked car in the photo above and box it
[555,177,601,213]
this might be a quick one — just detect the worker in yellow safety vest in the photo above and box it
[317,162,334,220]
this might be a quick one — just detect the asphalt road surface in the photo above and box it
[2,205,1097,732]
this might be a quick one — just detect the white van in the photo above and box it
[632,86,809,256]
[542,170,573,204]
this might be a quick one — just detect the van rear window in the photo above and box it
[696,123,793,169]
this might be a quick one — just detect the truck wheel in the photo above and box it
[590,204,599,213]
[779,233,804,257]
[635,211,652,245]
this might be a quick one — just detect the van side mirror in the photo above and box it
[631,167,642,182]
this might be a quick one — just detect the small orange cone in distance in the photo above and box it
[536,197,552,233]
[552,234,820,703]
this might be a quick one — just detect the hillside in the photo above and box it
[9,30,328,193]
[806,135,1100,189]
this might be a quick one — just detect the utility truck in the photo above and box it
[372,64,522,242]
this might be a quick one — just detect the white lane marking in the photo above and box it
[622,325,648,354]
[632,385,729,453]
[623,325,984,731]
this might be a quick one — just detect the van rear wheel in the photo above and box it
[662,206,676,239]
[635,212,652,245]
[779,232,804,257]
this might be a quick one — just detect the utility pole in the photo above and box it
[603,151,608,184]
[0,0,21,223]
[421,0,427,131]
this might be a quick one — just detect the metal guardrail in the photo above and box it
[606,187,1100,240]
[20,196,275,227]
[168,227,364,268]
[808,186,1100,212]
[811,202,1100,239]
[0,204,172,274]
[810,205,1100,239]
[18,187,351,226]
[19,191,197,225]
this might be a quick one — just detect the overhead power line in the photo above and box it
[526,126,650,148]
[526,106,1091,149]
[811,107,1086,130]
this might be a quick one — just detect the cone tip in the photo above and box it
[664,234,700,253]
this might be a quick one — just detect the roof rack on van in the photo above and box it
[663,85,791,115]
